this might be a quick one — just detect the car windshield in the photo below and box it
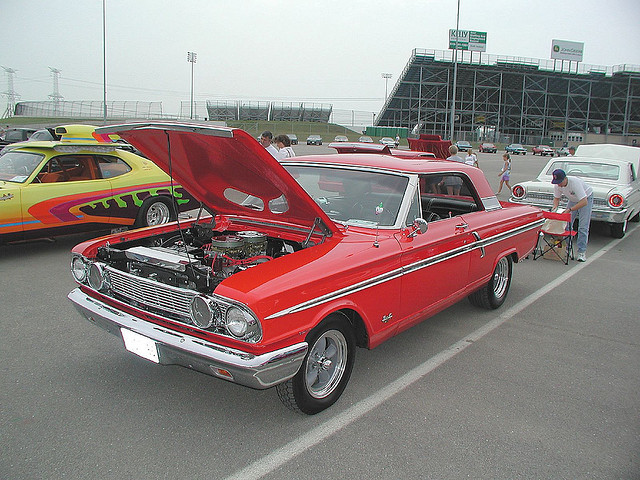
[283,165,409,227]
[545,161,620,181]
[0,151,44,183]
[29,130,56,141]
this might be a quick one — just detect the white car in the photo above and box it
[510,144,640,238]
[379,137,396,147]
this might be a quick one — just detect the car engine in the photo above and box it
[94,222,300,295]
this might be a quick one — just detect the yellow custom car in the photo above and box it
[0,125,196,243]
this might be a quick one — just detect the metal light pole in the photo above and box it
[102,0,107,123]
[187,51,197,119]
[382,73,392,103]
[449,0,461,141]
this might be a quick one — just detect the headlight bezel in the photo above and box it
[225,305,261,342]
[87,262,110,292]
[189,295,262,343]
[71,255,89,283]
[190,295,222,330]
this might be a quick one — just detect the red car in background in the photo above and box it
[68,123,544,415]
[532,145,555,156]
[479,143,497,153]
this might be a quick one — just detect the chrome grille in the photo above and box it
[100,264,261,343]
[106,265,196,319]
[526,192,554,202]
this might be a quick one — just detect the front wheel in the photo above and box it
[468,256,513,309]
[276,314,355,414]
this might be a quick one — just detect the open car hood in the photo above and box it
[95,123,338,236]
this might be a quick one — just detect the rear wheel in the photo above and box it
[136,197,176,227]
[276,314,355,415]
[468,256,513,309]
[611,220,628,238]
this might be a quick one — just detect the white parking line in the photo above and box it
[224,230,631,480]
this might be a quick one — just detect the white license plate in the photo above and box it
[121,328,159,364]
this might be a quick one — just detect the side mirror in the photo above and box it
[408,218,428,237]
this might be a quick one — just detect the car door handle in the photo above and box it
[472,231,485,258]
[455,223,469,231]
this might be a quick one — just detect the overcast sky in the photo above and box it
[2,0,640,118]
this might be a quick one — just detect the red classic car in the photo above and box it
[532,145,555,156]
[68,123,544,414]
[478,143,497,153]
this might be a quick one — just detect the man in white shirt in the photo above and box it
[551,168,593,261]
[443,145,465,194]
[260,131,279,159]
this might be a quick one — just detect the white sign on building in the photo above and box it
[551,39,584,62]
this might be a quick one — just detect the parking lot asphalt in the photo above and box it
[1,145,638,479]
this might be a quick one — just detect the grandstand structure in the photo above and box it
[376,49,640,146]
[205,101,332,123]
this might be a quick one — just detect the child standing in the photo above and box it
[497,153,512,194]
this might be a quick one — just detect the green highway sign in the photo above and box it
[449,29,487,52]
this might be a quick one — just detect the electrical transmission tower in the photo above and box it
[1,66,19,119]
[48,67,64,116]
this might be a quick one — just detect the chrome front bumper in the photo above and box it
[68,288,308,389]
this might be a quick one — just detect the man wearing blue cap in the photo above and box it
[551,169,593,262]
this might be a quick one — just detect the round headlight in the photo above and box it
[71,256,88,283]
[226,307,249,337]
[88,263,110,292]
[190,296,221,329]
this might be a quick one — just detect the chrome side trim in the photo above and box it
[266,218,543,319]
[266,266,406,319]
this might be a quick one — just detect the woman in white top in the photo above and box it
[465,148,478,167]
[497,153,512,194]
[274,134,296,159]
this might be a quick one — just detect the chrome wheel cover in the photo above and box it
[145,201,171,226]
[492,257,510,300]
[305,330,348,399]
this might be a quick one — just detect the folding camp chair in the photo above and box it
[533,210,577,265]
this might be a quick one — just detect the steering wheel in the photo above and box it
[424,212,441,222]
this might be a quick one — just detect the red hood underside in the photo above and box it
[95,123,337,235]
